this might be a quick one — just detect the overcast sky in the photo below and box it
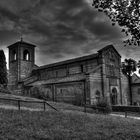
[0,0,140,67]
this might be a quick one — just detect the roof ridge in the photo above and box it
[37,53,98,70]
[98,44,121,57]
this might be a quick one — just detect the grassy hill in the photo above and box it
[0,93,84,112]
[0,93,140,139]
[0,108,140,140]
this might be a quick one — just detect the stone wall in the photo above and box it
[132,85,140,105]
[8,61,18,89]
[88,67,102,104]
[20,60,33,80]
[121,73,129,105]
[24,58,99,105]
[54,82,84,105]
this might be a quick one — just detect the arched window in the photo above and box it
[111,88,118,105]
[23,50,30,61]
[13,50,16,60]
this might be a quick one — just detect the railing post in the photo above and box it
[18,100,20,111]
[84,105,86,113]
[43,101,46,111]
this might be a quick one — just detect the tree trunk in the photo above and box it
[128,75,132,105]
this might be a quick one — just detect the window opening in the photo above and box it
[23,50,30,60]
[13,50,16,60]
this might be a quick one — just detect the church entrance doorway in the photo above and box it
[110,87,118,105]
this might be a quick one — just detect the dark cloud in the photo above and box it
[0,30,18,45]
[0,0,136,66]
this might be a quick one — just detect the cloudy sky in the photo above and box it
[0,0,139,67]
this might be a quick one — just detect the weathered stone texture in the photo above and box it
[9,61,18,85]
[88,68,102,104]
[20,61,33,79]
[7,42,129,106]
[8,41,35,91]
[131,85,140,104]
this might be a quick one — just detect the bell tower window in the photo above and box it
[13,50,16,60]
[23,50,30,61]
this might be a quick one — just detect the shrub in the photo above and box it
[96,97,112,114]
[0,85,11,94]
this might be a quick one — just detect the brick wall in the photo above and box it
[132,85,140,105]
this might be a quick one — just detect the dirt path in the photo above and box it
[0,104,48,111]
[110,113,140,120]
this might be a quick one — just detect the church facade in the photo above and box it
[8,40,129,105]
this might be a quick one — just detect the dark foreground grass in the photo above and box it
[0,109,140,140]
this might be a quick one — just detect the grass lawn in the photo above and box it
[0,109,140,140]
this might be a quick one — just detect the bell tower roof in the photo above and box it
[7,40,36,48]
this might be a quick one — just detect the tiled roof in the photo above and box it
[36,53,99,70]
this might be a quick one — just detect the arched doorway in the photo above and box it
[111,87,117,105]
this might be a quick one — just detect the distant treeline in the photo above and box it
[0,50,8,87]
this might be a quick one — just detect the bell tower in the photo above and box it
[8,39,36,90]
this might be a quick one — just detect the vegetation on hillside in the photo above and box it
[122,58,137,105]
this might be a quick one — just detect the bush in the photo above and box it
[0,85,11,94]
[96,97,112,114]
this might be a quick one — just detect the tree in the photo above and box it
[122,58,137,105]
[0,50,8,87]
[92,0,140,46]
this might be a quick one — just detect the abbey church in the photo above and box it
[7,40,129,105]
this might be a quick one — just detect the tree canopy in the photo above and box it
[122,58,137,76]
[92,0,140,46]
[122,58,137,105]
[0,50,8,87]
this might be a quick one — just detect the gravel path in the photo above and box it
[0,104,48,111]
[110,113,140,120]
